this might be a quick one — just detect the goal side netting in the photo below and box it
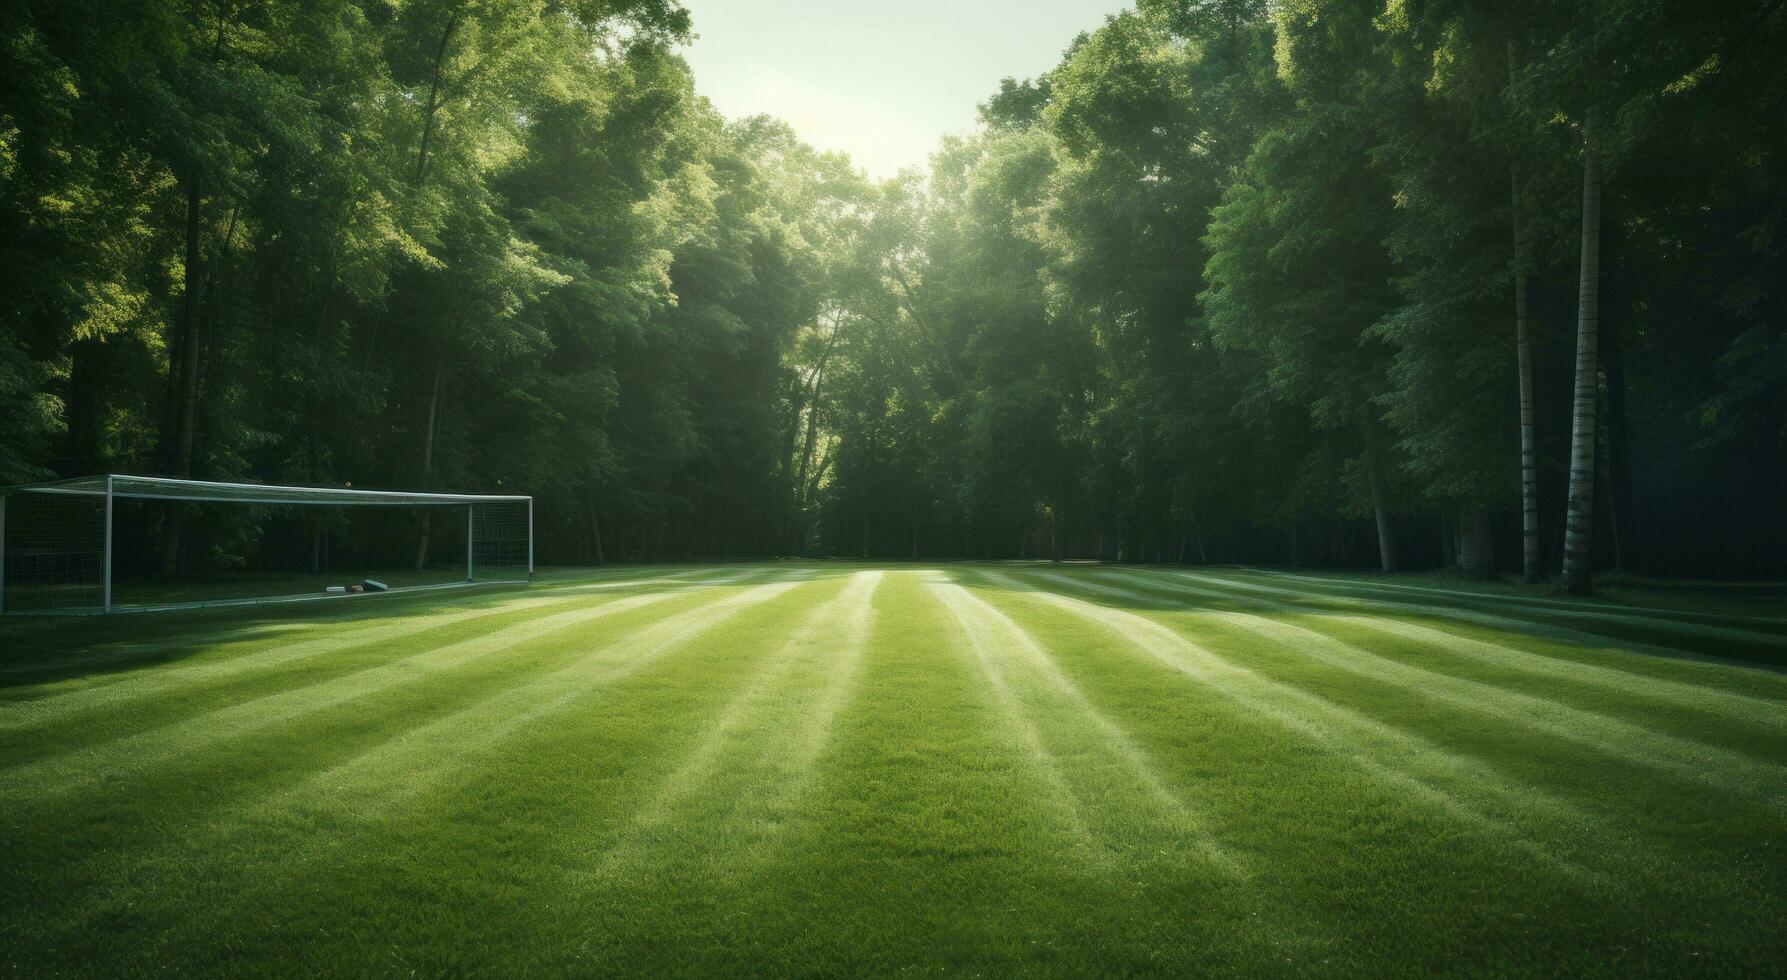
[1,476,532,614]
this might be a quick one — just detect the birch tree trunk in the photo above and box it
[1560,118,1602,594]
[1513,165,1543,583]
[1370,492,1400,573]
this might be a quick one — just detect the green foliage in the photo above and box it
[2,0,1784,575]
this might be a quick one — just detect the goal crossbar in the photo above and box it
[3,474,531,507]
[0,475,535,615]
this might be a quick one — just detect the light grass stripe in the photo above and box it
[0,582,743,800]
[277,575,819,819]
[7,574,823,938]
[593,571,883,878]
[1082,569,1787,808]
[978,570,1600,882]
[730,569,886,859]
[0,589,669,731]
[933,576,1243,877]
[530,567,757,595]
[932,580,1115,869]
[0,567,742,685]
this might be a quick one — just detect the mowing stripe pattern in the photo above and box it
[1,563,1782,976]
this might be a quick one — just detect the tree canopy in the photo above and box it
[3,0,1783,580]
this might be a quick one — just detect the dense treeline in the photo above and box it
[2,0,861,568]
[2,1,1783,585]
[806,0,1787,584]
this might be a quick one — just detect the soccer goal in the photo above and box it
[0,475,532,614]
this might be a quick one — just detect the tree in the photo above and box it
[1559,118,1602,593]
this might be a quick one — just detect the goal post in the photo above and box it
[0,475,534,615]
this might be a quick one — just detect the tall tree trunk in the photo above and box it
[1459,507,1495,579]
[1560,118,1602,595]
[1512,165,1543,584]
[414,12,462,186]
[171,181,210,479]
[413,518,432,572]
[1361,421,1400,573]
[1370,491,1399,573]
[1439,511,1456,569]
[789,321,840,554]
[402,10,459,570]
[159,176,206,575]
[413,353,446,571]
[588,500,606,565]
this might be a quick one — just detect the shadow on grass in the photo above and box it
[5,559,1780,691]
[0,563,858,690]
[950,562,1787,672]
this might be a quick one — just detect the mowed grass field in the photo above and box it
[2,563,1785,976]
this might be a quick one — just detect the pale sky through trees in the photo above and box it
[678,0,1132,178]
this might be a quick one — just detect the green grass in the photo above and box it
[111,566,491,607]
[2,562,1784,976]
[1,565,496,613]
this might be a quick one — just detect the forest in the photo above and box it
[2,0,1784,588]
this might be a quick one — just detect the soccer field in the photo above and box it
[2,564,1784,975]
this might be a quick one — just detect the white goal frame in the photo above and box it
[0,474,533,614]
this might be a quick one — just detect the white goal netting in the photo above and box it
[1,476,532,614]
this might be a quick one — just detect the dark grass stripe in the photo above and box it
[1098,567,1787,765]
[1232,568,1787,669]
[1179,569,1787,703]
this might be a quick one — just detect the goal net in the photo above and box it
[0,475,532,614]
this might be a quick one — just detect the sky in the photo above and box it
[677,0,1134,179]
